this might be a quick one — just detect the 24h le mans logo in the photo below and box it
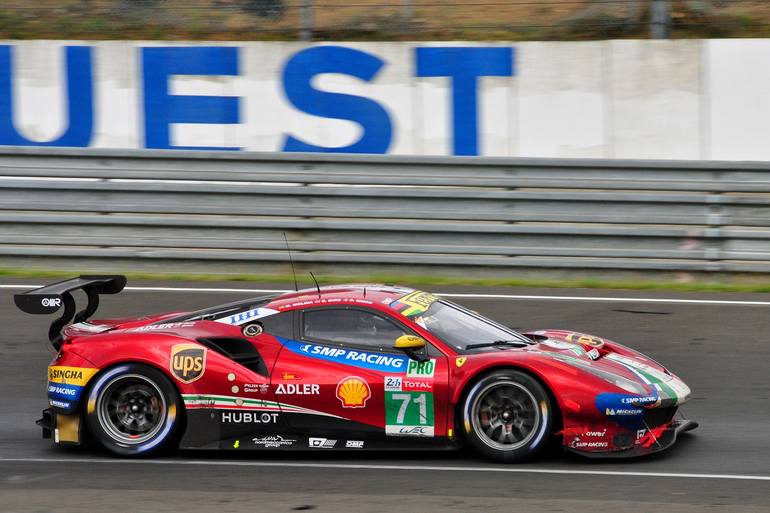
[170,343,206,384]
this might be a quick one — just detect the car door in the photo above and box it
[271,305,448,445]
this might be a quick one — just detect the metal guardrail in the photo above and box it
[1,147,770,274]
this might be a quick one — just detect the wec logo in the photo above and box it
[170,344,206,383]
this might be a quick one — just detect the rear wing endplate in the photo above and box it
[14,275,126,348]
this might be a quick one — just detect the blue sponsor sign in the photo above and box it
[281,338,408,373]
[47,381,82,400]
[216,307,278,326]
[595,392,656,429]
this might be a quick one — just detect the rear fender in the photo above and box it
[67,333,276,411]
[46,350,100,414]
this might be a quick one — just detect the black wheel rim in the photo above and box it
[471,379,540,451]
[96,374,166,445]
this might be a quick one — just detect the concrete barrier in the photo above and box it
[1,39,770,160]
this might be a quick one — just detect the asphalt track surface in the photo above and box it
[2,280,770,512]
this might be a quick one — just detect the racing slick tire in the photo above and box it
[84,363,182,456]
[461,370,553,463]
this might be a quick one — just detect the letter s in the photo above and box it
[281,46,392,154]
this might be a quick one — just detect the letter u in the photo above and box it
[0,45,93,147]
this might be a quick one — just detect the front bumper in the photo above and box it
[567,419,698,459]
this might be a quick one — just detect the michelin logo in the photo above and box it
[284,340,408,372]
[605,407,642,416]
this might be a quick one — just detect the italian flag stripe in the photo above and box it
[181,394,343,418]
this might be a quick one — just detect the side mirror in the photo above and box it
[394,335,426,350]
[394,335,428,362]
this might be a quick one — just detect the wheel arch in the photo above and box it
[81,359,185,416]
[80,360,188,450]
[453,364,564,441]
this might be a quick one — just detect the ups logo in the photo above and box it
[170,344,206,383]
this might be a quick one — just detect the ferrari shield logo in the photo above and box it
[455,357,467,368]
[170,344,206,384]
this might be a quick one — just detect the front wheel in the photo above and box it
[461,370,552,462]
[85,363,182,456]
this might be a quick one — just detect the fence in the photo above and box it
[1,147,770,277]
[0,1,764,41]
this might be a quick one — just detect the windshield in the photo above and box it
[413,300,529,351]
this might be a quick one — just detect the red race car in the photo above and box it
[15,275,697,461]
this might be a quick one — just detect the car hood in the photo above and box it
[519,329,692,407]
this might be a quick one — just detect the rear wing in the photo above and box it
[14,275,127,349]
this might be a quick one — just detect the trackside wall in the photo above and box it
[1,39,769,160]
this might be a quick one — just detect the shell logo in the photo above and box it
[336,376,371,408]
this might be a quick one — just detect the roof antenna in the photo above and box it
[309,271,321,298]
[283,232,298,292]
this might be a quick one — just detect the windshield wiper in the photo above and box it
[465,340,530,350]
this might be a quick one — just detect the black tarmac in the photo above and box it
[1,280,769,512]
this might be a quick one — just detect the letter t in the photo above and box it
[415,47,514,156]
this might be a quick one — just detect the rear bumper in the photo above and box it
[567,419,698,459]
[36,408,54,439]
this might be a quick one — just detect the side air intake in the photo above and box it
[196,337,268,377]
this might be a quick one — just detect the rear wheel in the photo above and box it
[461,370,552,462]
[85,363,182,456]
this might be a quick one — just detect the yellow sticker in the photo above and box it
[566,332,604,348]
[397,291,439,317]
[336,376,371,408]
[455,357,467,368]
[48,366,98,387]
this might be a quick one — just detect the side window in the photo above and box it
[302,308,408,349]
[258,311,294,339]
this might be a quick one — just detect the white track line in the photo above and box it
[2,283,770,306]
[0,457,768,481]
[0,284,287,294]
[438,293,770,306]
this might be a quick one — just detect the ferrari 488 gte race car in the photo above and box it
[14,275,696,461]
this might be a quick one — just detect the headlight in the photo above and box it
[543,351,649,396]
[580,364,648,395]
[612,376,647,395]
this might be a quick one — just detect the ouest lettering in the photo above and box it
[0,44,514,156]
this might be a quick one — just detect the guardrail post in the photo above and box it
[706,187,725,272]
[401,0,415,19]
[300,0,314,42]
[650,0,671,39]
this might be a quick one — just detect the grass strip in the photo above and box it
[3,268,770,293]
